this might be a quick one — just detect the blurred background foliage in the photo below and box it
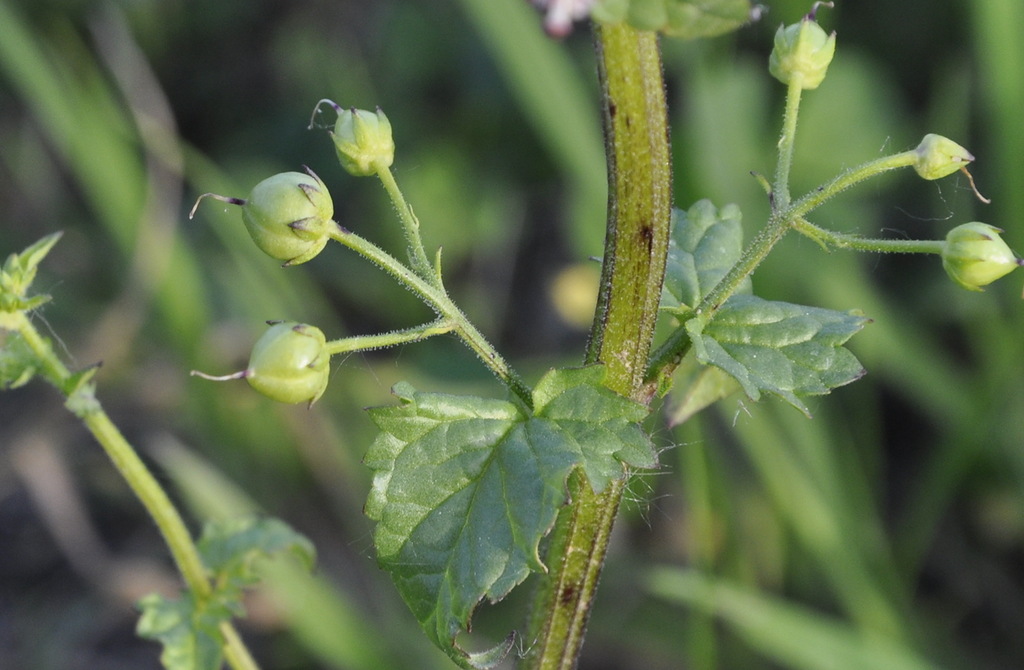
[1,0,1022,668]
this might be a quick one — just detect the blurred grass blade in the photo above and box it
[458,0,607,254]
[647,567,942,670]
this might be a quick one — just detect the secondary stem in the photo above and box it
[773,78,804,209]
[11,313,259,670]
[524,20,671,670]
[645,149,924,383]
[327,224,534,406]
[376,165,435,278]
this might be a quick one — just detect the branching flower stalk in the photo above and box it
[4,311,260,670]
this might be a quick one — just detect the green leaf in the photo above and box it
[364,366,655,668]
[136,592,230,670]
[665,355,742,426]
[0,332,39,389]
[137,516,315,669]
[686,294,870,416]
[594,0,754,39]
[198,516,316,608]
[661,199,748,313]
[0,232,62,300]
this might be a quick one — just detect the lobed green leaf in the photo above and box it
[137,516,315,669]
[136,593,230,670]
[661,199,748,313]
[686,294,870,416]
[364,366,656,668]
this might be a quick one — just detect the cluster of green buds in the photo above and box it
[768,2,836,89]
[190,168,334,266]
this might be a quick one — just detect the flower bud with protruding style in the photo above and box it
[245,321,331,404]
[913,134,975,181]
[190,168,333,266]
[310,100,394,177]
[768,4,836,90]
[942,222,1022,292]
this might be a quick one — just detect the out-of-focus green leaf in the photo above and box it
[686,295,869,416]
[647,568,940,670]
[198,516,316,607]
[364,365,655,668]
[661,199,747,313]
[595,0,754,39]
[666,355,741,425]
[137,516,315,670]
[136,592,229,670]
[0,332,37,389]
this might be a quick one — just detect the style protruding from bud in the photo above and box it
[941,222,1022,292]
[768,3,836,90]
[912,134,991,203]
[190,168,333,266]
[192,321,332,405]
[913,134,974,180]
[310,100,395,177]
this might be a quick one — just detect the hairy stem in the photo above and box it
[376,165,435,279]
[524,20,671,669]
[327,224,534,406]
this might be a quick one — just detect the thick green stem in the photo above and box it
[327,224,534,406]
[10,313,258,670]
[524,21,671,670]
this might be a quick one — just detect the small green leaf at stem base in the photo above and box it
[137,516,315,670]
[0,331,39,389]
[137,592,230,670]
[685,294,870,417]
[363,365,656,668]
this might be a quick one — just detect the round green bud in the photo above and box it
[241,169,333,265]
[768,12,836,90]
[913,134,975,181]
[190,168,333,266]
[311,100,395,177]
[245,321,331,404]
[941,222,1022,292]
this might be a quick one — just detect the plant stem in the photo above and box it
[324,318,454,356]
[773,78,804,209]
[10,313,259,670]
[327,224,534,406]
[376,165,435,279]
[791,217,946,255]
[524,20,671,670]
[645,149,924,383]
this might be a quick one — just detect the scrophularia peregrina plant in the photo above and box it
[2,1,1019,669]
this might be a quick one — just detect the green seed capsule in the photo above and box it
[913,134,975,181]
[768,7,836,90]
[190,168,333,266]
[311,100,395,177]
[941,222,1022,292]
[245,321,331,404]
